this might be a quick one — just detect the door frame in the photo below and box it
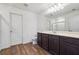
[10,12,23,46]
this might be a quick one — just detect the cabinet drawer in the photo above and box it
[42,33,48,37]
[49,35,59,39]
[60,36,79,46]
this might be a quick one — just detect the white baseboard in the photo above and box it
[0,41,33,51]
[0,45,10,51]
[23,41,32,44]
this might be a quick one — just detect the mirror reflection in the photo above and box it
[47,3,79,32]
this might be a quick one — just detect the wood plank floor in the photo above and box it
[0,43,50,55]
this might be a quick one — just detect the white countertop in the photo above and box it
[38,31,79,38]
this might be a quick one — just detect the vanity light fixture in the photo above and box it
[46,3,69,14]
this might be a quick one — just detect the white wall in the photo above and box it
[37,14,49,32]
[0,4,37,50]
[0,16,1,50]
[23,12,37,44]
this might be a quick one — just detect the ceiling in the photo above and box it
[1,3,79,17]
[1,3,52,13]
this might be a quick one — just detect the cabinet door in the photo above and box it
[42,33,49,51]
[60,37,79,55]
[37,33,42,47]
[49,35,59,55]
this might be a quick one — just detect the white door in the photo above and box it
[10,13,23,45]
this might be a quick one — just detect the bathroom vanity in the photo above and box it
[37,31,79,55]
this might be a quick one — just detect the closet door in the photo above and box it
[10,13,23,45]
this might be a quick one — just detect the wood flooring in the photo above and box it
[0,43,50,55]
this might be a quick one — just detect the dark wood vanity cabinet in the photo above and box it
[49,35,59,55]
[37,33,42,47]
[60,36,79,55]
[60,42,79,55]
[37,32,79,55]
[41,33,49,51]
[37,33,49,51]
